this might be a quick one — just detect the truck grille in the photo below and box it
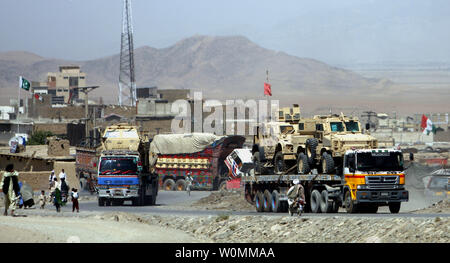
[365,176,398,189]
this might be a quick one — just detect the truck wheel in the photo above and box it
[310,190,322,213]
[274,151,285,174]
[297,153,310,174]
[331,201,340,213]
[321,152,335,174]
[252,152,262,174]
[344,191,358,213]
[162,179,176,191]
[320,190,332,213]
[306,138,318,166]
[263,190,272,212]
[271,190,281,213]
[98,197,105,206]
[388,202,401,214]
[175,179,186,191]
[255,191,264,212]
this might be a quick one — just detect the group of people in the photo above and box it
[1,165,80,216]
[46,169,79,213]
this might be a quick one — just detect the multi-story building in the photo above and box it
[47,66,87,103]
[31,66,87,105]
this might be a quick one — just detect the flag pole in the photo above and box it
[17,76,21,133]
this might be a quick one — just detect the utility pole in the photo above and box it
[118,0,136,107]
[79,86,99,143]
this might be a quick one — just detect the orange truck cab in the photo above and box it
[342,148,409,213]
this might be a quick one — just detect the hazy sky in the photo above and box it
[1,0,449,64]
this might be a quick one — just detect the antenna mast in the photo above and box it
[118,0,136,106]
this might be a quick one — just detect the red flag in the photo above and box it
[421,114,428,131]
[34,93,43,101]
[264,82,272,96]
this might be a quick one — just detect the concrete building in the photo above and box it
[47,66,87,103]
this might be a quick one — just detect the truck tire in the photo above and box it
[297,153,311,174]
[255,191,264,212]
[98,197,105,206]
[388,202,401,214]
[274,151,285,174]
[306,138,318,166]
[263,190,272,212]
[175,179,186,191]
[271,190,281,213]
[320,190,332,213]
[162,178,176,191]
[321,152,335,174]
[344,191,358,213]
[310,190,322,213]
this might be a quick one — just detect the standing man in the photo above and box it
[1,164,21,216]
[59,169,66,181]
[48,170,56,189]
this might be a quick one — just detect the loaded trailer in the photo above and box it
[242,148,410,214]
[149,133,246,191]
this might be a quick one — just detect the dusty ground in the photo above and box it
[0,189,448,243]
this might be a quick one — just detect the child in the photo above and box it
[71,188,79,213]
[39,190,47,209]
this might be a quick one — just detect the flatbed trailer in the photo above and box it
[242,148,410,214]
[242,173,343,213]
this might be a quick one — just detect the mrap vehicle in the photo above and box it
[241,148,409,213]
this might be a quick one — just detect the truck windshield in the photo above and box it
[280,125,294,134]
[330,122,344,132]
[356,152,404,172]
[345,121,360,132]
[99,157,138,175]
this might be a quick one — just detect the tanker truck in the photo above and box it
[96,124,158,206]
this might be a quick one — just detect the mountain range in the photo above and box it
[0,35,445,115]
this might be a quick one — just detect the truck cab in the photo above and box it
[342,148,409,213]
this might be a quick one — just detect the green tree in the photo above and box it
[28,131,53,145]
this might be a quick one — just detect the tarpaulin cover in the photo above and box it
[149,133,224,165]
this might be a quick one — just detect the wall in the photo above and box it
[0,154,54,171]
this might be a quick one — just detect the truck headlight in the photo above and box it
[357,185,367,190]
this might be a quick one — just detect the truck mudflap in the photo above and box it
[356,189,409,203]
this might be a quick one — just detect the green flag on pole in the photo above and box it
[20,76,30,91]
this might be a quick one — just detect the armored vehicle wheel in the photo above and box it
[162,178,176,191]
[310,190,321,213]
[297,153,311,174]
[252,152,262,174]
[175,179,186,191]
[388,202,401,214]
[255,191,264,212]
[344,191,358,213]
[271,190,281,212]
[321,152,335,174]
[263,190,272,212]
[306,138,318,166]
[274,151,286,174]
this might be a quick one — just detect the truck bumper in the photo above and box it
[98,189,139,199]
[356,189,409,203]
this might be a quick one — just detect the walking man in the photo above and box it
[1,164,21,216]
[71,188,79,213]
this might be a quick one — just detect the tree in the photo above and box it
[28,131,53,145]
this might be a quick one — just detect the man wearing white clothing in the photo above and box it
[59,169,66,181]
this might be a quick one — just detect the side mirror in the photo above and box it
[348,155,356,173]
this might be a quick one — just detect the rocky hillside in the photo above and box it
[0,35,400,112]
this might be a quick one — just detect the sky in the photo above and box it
[1,0,449,65]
